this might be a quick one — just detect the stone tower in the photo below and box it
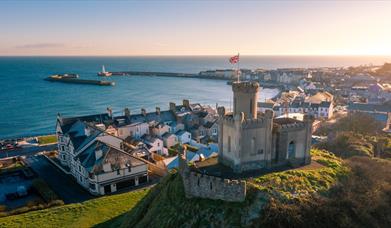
[218,81,274,173]
[232,81,259,119]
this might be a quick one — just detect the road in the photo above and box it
[0,144,57,159]
[25,155,94,204]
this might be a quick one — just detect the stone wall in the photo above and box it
[178,146,246,202]
[181,171,246,202]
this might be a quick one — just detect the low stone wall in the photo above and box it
[181,170,246,202]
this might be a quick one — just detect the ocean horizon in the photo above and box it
[1,55,391,139]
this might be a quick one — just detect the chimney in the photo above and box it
[107,107,113,118]
[141,108,147,117]
[183,99,190,108]
[124,108,131,123]
[156,107,161,115]
[169,102,176,111]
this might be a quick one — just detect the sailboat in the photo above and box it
[97,65,112,77]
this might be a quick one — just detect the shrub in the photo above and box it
[32,178,60,203]
[0,205,6,212]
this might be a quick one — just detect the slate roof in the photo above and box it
[162,132,176,139]
[76,140,146,174]
[176,130,188,136]
[203,120,217,129]
[114,110,175,125]
[58,113,110,134]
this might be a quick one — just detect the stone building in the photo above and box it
[218,81,313,173]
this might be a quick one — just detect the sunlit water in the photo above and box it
[1,56,390,139]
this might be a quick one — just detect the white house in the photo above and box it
[73,139,148,195]
[176,130,191,144]
[117,122,149,139]
[151,123,170,137]
[162,132,177,148]
[142,135,164,155]
[56,114,149,195]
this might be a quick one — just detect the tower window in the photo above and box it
[250,99,253,116]
[228,136,231,153]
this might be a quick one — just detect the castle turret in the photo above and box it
[232,81,259,119]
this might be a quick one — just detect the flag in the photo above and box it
[229,54,239,64]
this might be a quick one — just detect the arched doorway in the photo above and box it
[288,141,295,159]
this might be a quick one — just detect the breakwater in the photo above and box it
[44,76,115,86]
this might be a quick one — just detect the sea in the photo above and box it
[1,55,391,139]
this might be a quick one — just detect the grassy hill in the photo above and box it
[117,149,349,227]
[0,188,149,228]
[2,149,389,228]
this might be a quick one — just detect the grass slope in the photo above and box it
[118,149,347,227]
[0,189,149,228]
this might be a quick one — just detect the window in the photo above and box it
[157,142,160,147]
[197,178,200,186]
[250,99,253,114]
[89,183,96,190]
[78,166,81,172]
[79,176,83,183]
[258,149,264,154]
[117,169,120,175]
[210,182,213,190]
[188,135,190,139]
[228,136,231,152]
[61,145,65,151]
[128,166,132,173]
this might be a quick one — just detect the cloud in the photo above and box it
[14,43,66,49]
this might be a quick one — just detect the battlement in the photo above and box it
[232,81,259,93]
[221,114,271,129]
[181,170,246,202]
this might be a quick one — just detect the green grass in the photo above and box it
[0,189,149,228]
[251,149,349,201]
[37,135,57,145]
[117,149,349,228]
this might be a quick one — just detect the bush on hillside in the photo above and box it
[316,132,374,158]
[32,178,61,203]
[255,157,391,228]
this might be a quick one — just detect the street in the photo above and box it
[0,144,57,159]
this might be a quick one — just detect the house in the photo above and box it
[151,123,170,137]
[176,130,191,144]
[203,120,218,137]
[117,122,149,140]
[142,135,164,155]
[162,132,177,148]
[73,139,148,195]
[56,113,149,195]
[167,121,185,134]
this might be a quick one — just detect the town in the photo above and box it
[1,62,391,219]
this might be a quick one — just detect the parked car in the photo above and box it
[6,144,15,150]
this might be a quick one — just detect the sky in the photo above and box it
[1,1,391,56]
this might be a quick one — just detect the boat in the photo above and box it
[97,65,112,77]
[44,74,115,86]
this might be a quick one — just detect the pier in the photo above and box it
[44,75,115,86]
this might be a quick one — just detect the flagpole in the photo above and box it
[237,52,240,82]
